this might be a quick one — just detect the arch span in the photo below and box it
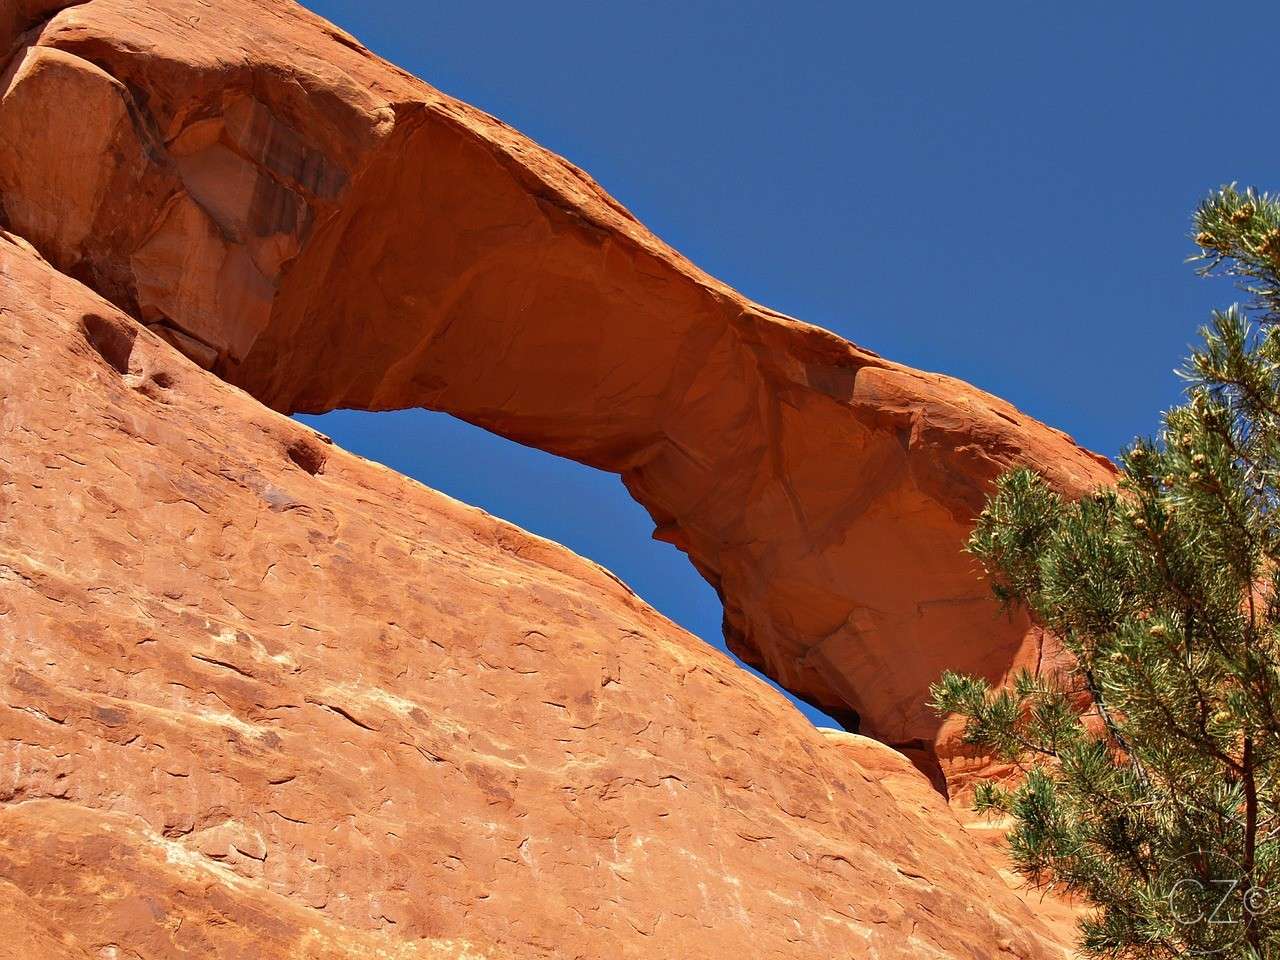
[0,0,1114,785]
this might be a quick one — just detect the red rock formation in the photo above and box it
[0,0,1114,785]
[0,232,1072,956]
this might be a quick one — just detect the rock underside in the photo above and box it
[1,0,1110,955]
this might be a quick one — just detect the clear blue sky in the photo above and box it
[297,1,1280,727]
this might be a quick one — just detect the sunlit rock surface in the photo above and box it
[0,232,1071,957]
[0,0,1110,953]
[0,0,1114,784]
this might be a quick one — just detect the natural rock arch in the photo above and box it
[0,0,1114,787]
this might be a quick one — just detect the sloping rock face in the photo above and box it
[0,0,1114,784]
[0,233,1071,957]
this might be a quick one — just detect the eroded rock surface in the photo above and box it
[0,0,1114,782]
[0,232,1072,957]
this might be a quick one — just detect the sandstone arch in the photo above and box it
[0,0,1114,784]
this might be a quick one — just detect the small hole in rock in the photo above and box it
[286,440,326,475]
[824,705,862,735]
[82,313,136,374]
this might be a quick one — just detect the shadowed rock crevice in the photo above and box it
[284,436,329,476]
[80,312,136,375]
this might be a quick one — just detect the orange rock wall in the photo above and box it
[0,0,1114,780]
[0,232,1069,957]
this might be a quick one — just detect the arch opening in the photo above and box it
[297,407,845,731]
[0,4,1116,794]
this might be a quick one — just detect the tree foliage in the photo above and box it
[930,186,1280,958]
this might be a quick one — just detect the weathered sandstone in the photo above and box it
[0,0,1114,787]
[0,232,1071,956]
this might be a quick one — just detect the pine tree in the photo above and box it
[930,186,1280,959]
